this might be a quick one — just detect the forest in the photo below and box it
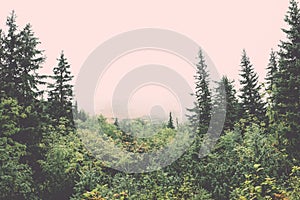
[0,0,300,199]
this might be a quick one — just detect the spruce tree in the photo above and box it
[167,112,175,129]
[187,49,212,135]
[238,50,265,124]
[0,12,45,105]
[266,50,278,92]
[274,0,300,159]
[0,12,20,99]
[48,52,74,127]
[0,13,47,182]
[0,29,3,72]
[18,23,46,104]
[0,29,5,99]
[213,76,239,132]
[265,50,278,106]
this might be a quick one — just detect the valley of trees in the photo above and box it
[1,1,300,199]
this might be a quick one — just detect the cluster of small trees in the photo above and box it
[0,0,300,199]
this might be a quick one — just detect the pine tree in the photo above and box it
[187,49,212,135]
[167,112,175,129]
[273,0,300,159]
[48,52,74,127]
[213,76,239,132]
[238,50,265,124]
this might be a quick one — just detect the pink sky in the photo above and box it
[0,0,290,118]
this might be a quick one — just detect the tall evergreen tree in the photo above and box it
[266,50,278,92]
[0,13,47,184]
[273,0,300,159]
[18,23,46,103]
[167,112,175,129]
[238,50,265,124]
[265,50,278,106]
[48,52,74,127]
[187,49,212,135]
[0,29,5,99]
[0,11,45,105]
[0,12,20,99]
[213,76,239,132]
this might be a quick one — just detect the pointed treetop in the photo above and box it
[167,112,175,129]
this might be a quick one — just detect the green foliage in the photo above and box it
[231,165,300,200]
[265,50,278,107]
[286,166,300,199]
[273,0,300,160]
[73,170,212,200]
[0,14,48,197]
[213,76,239,132]
[0,11,45,105]
[239,50,266,124]
[114,117,120,129]
[230,164,287,200]
[71,163,106,200]
[1,4,300,199]
[48,52,74,128]
[187,49,212,135]
[0,98,36,199]
[192,124,291,199]
[167,112,175,129]
[73,115,212,199]
[38,118,88,199]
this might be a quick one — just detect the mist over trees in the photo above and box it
[1,1,300,199]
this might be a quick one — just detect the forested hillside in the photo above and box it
[1,1,300,199]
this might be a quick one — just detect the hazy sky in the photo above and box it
[0,0,290,119]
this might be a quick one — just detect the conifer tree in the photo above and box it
[265,50,278,106]
[0,12,45,105]
[213,76,239,132]
[187,49,212,135]
[48,52,74,127]
[114,118,120,129]
[266,50,278,93]
[0,29,4,98]
[273,0,300,159]
[0,12,20,99]
[167,112,175,129]
[18,23,46,104]
[0,13,47,181]
[238,50,265,123]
